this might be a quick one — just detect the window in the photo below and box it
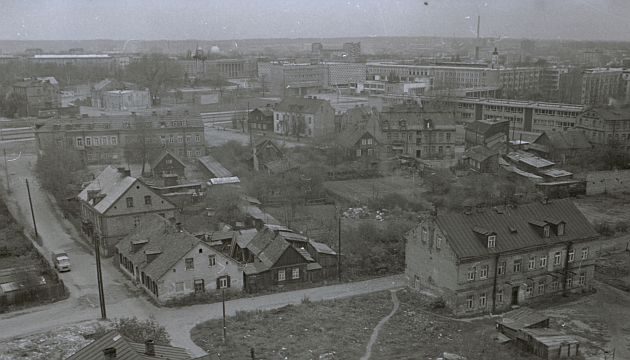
[487,235,496,248]
[133,216,140,227]
[186,135,191,143]
[126,197,134,208]
[175,282,184,292]
[467,267,476,281]
[85,137,92,146]
[208,255,216,266]
[292,268,300,279]
[421,228,427,243]
[169,135,174,143]
[144,195,152,205]
[526,283,533,297]
[110,136,117,145]
[480,265,488,279]
[540,256,547,268]
[568,249,575,263]
[557,223,565,235]
[528,257,536,270]
[195,134,201,142]
[76,137,83,147]
[567,276,573,288]
[543,225,550,237]
[554,251,562,265]
[497,262,506,275]
[185,258,194,270]
[551,280,559,291]
[513,259,522,273]
[101,136,108,145]
[578,272,586,286]
[218,276,229,289]
[367,138,373,145]
[436,235,442,249]
[466,295,474,310]
[496,289,503,304]
[537,281,545,295]
[356,149,361,157]
[479,293,487,308]
[278,269,286,282]
[581,247,588,260]
[177,136,183,143]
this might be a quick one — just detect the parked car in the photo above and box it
[51,250,71,272]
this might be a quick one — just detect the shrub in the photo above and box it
[594,222,615,237]
[430,297,446,309]
[110,317,170,345]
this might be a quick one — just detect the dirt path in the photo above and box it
[360,289,401,360]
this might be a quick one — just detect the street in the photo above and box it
[0,152,404,357]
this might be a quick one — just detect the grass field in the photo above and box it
[191,289,539,360]
[324,176,429,206]
[573,194,630,225]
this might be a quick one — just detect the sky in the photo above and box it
[1,0,629,42]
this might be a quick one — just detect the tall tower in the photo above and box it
[491,47,499,69]
[474,15,481,61]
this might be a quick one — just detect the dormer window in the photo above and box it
[543,225,550,238]
[557,223,565,236]
[487,235,496,248]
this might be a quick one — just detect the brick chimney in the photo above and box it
[145,340,155,356]
[103,347,117,359]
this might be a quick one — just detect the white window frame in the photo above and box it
[467,267,476,281]
[554,251,562,265]
[292,267,300,279]
[537,282,545,295]
[479,293,487,308]
[497,262,505,275]
[466,295,474,309]
[85,137,92,146]
[110,136,117,145]
[208,255,216,267]
[528,257,536,270]
[185,258,194,270]
[496,289,503,304]
[540,256,547,268]
[581,247,588,260]
[278,269,286,282]
[578,273,586,286]
[218,277,229,289]
[568,249,575,263]
[479,265,488,279]
[487,235,496,248]
[76,137,83,147]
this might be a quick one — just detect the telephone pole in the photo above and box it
[337,213,342,282]
[94,235,107,320]
[3,149,9,192]
[25,179,37,238]
[222,288,227,342]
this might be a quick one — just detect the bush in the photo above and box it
[594,222,615,237]
[430,297,446,309]
[109,317,170,345]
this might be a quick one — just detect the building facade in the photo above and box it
[273,97,335,138]
[405,199,600,316]
[78,166,178,256]
[12,77,61,116]
[34,111,206,165]
[580,68,624,106]
[575,107,630,149]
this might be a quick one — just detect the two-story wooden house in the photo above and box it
[78,166,177,256]
[405,199,599,316]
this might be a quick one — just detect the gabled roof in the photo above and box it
[463,145,498,162]
[116,215,205,280]
[77,166,137,214]
[150,150,186,170]
[336,127,377,148]
[309,240,337,255]
[465,119,510,137]
[497,307,548,331]
[252,107,274,117]
[542,129,591,151]
[241,205,281,225]
[198,155,232,178]
[274,97,332,114]
[433,199,598,259]
[66,330,192,360]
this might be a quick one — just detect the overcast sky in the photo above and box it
[1,0,629,41]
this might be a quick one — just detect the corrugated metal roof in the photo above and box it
[309,240,336,255]
[434,199,599,259]
[198,155,232,178]
[497,307,548,330]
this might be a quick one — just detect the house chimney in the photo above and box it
[145,250,161,263]
[145,340,155,356]
[132,239,148,252]
[103,347,117,359]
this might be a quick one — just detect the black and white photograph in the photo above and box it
[0,1,629,359]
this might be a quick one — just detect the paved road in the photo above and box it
[0,153,405,357]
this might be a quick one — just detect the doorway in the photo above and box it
[511,286,520,305]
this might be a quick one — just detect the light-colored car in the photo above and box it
[51,250,71,272]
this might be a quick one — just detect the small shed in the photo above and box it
[497,307,550,339]
[520,328,580,359]
[198,155,233,178]
[151,150,186,178]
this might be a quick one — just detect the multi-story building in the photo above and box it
[180,57,258,80]
[78,166,178,256]
[273,97,335,138]
[499,67,543,97]
[324,62,366,88]
[419,96,585,133]
[29,54,119,67]
[580,68,624,106]
[541,67,569,101]
[379,104,457,160]
[12,77,61,116]
[269,63,326,96]
[34,110,206,164]
[101,90,151,111]
[405,199,600,316]
[575,107,630,149]
[311,42,361,62]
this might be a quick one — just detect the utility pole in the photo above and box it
[337,213,342,282]
[94,235,107,320]
[25,179,37,238]
[3,149,10,192]
[222,288,227,343]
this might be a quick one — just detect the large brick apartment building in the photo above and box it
[34,110,205,165]
[405,199,600,316]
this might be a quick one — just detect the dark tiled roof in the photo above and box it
[66,330,192,360]
[116,215,202,280]
[543,129,591,150]
[465,119,509,136]
[35,112,204,132]
[434,199,598,259]
[336,128,375,148]
[463,145,498,162]
[275,97,331,114]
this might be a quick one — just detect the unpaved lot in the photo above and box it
[574,194,630,225]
